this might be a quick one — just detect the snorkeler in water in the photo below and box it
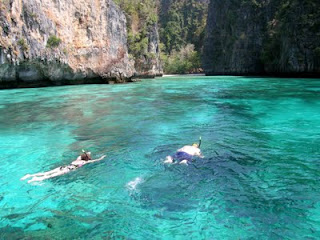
[164,137,204,165]
[21,150,106,183]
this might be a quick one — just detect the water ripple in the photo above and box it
[0,77,320,239]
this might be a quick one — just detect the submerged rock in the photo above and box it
[0,0,135,88]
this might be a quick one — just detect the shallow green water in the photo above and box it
[0,76,320,239]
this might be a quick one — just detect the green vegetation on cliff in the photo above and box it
[203,0,320,75]
[159,0,209,73]
[159,0,208,54]
[114,0,160,75]
[160,44,201,74]
[262,0,320,70]
[114,0,209,74]
[114,0,157,58]
[17,38,28,51]
[46,35,61,48]
[115,0,319,75]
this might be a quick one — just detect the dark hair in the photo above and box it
[81,152,91,161]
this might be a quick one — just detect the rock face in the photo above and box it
[134,23,163,78]
[203,0,320,77]
[0,0,135,88]
[114,0,163,78]
[159,0,209,53]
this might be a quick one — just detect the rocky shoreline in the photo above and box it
[1,0,319,89]
[205,72,320,78]
[0,0,136,89]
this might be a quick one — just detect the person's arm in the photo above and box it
[87,155,106,163]
[197,149,204,158]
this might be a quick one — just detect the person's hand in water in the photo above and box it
[89,155,106,163]
[179,160,189,165]
[164,156,174,164]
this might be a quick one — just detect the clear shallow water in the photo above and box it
[0,76,320,239]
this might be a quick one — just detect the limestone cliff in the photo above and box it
[134,23,163,78]
[0,0,135,88]
[203,0,320,77]
[114,0,163,78]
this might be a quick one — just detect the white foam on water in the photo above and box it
[126,177,143,191]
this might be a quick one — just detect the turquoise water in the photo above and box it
[0,76,320,239]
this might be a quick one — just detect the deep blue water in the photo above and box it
[0,76,320,239]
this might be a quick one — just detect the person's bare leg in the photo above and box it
[27,168,69,183]
[21,167,62,180]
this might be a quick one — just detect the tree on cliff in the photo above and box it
[158,0,209,73]
[159,0,209,54]
[113,0,161,75]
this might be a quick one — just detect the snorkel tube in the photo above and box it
[198,136,202,148]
